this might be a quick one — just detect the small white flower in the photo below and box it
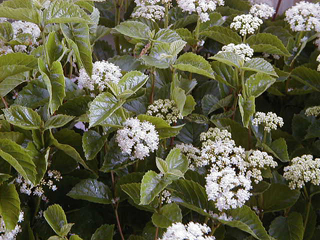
[305,106,320,117]
[252,111,284,132]
[78,60,122,92]
[283,155,320,189]
[11,20,41,45]
[0,211,24,240]
[146,99,182,124]
[230,14,263,36]
[218,43,254,61]
[161,190,172,204]
[285,1,320,32]
[132,5,165,21]
[159,222,215,240]
[175,143,203,169]
[250,3,275,19]
[116,118,159,160]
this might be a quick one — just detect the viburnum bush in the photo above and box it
[1,0,320,239]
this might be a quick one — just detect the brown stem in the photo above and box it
[115,202,125,240]
[273,0,283,21]
[149,68,155,104]
[154,227,159,240]
[1,97,8,108]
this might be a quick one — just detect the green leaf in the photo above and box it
[60,23,92,76]
[118,71,148,97]
[0,139,36,184]
[82,130,107,160]
[44,204,73,237]
[115,21,151,40]
[291,66,320,92]
[44,115,75,130]
[173,52,215,79]
[0,183,20,231]
[140,170,172,205]
[0,0,40,24]
[269,212,304,240]
[67,179,112,204]
[199,12,225,32]
[57,96,92,117]
[121,183,142,205]
[0,73,26,97]
[0,173,11,184]
[200,26,242,45]
[182,95,196,116]
[27,142,49,184]
[156,157,169,174]
[242,58,278,77]
[0,22,13,41]
[209,52,243,69]
[44,0,92,24]
[246,33,291,57]
[91,224,114,240]
[137,115,184,139]
[48,236,63,240]
[269,138,289,162]
[38,59,66,114]
[245,73,276,98]
[166,148,188,174]
[211,61,238,88]
[238,95,255,128]
[172,87,186,114]
[3,105,41,130]
[0,53,37,81]
[46,32,64,66]
[88,92,124,128]
[0,132,24,144]
[169,179,211,217]
[221,205,270,240]
[152,203,182,228]
[262,183,300,212]
[70,235,83,240]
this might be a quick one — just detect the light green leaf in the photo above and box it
[211,61,238,88]
[91,224,114,240]
[238,95,255,128]
[60,23,92,76]
[115,21,151,40]
[44,0,92,24]
[173,52,215,79]
[118,71,148,97]
[44,204,73,237]
[166,148,188,174]
[221,205,270,240]
[46,32,64,66]
[0,173,11,184]
[246,33,291,57]
[88,92,124,128]
[70,235,83,240]
[0,22,13,41]
[3,105,41,130]
[242,58,278,77]
[182,95,196,116]
[140,170,172,205]
[0,139,37,184]
[0,183,20,231]
[0,73,26,97]
[172,87,186,114]
[38,59,66,114]
[67,179,112,204]
[200,26,242,45]
[156,158,169,174]
[269,212,304,240]
[82,130,107,160]
[246,72,276,98]
[152,203,182,228]
[209,52,243,69]
[44,114,75,130]
[262,183,300,212]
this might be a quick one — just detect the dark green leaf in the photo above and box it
[238,95,255,128]
[118,71,148,97]
[200,26,242,45]
[152,203,182,228]
[291,66,320,92]
[67,179,112,204]
[82,130,107,160]
[0,73,26,97]
[91,224,114,240]
[44,114,75,130]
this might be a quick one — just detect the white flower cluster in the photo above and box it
[146,99,182,124]
[175,143,202,170]
[305,106,320,117]
[0,19,40,55]
[201,128,276,211]
[176,0,225,22]
[134,0,161,6]
[159,222,215,240]
[132,5,165,21]
[219,43,254,61]
[0,211,24,240]
[15,170,62,201]
[161,190,172,204]
[283,155,320,189]
[78,61,122,92]
[249,3,275,19]
[252,112,284,132]
[248,0,273,6]
[230,14,263,36]
[285,1,320,32]
[116,118,159,160]
[317,54,320,72]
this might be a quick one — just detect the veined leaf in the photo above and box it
[165,148,188,174]
[245,72,276,98]
[200,26,242,45]
[67,179,112,204]
[118,71,148,97]
[242,58,278,77]
[291,66,320,92]
[0,184,20,231]
[91,224,114,240]
[3,105,42,130]
[173,52,215,79]
[246,33,291,57]
[152,203,182,228]
[82,130,107,160]
[44,114,75,130]
[115,21,151,40]
[209,52,243,69]
[238,95,255,128]
[0,73,26,97]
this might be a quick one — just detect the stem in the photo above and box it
[114,0,123,55]
[243,34,247,43]
[289,31,306,68]
[1,97,8,108]
[164,3,169,28]
[149,68,155,104]
[262,130,267,145]
[248,126,252,149]
[154,227,159,240]
[240,70,246,98]
[41,30,50,66]
[303,186,311,234]
[115,202,125,240]
[273,0,283,21]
